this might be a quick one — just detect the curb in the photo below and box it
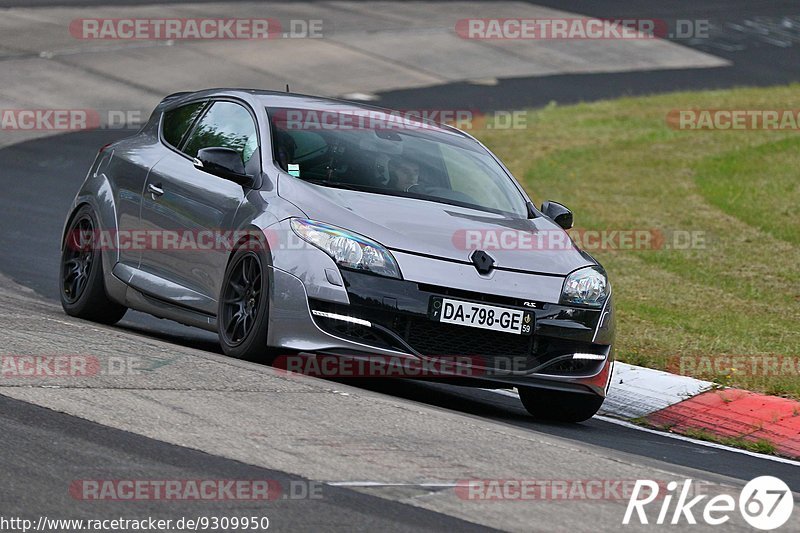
[601,363,800,459]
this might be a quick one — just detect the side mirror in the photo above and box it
[541,201,574,230]
[194,147,254,186]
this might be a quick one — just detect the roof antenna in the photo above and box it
[285,84,290,93]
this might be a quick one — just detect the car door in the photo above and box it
[136,99,260,315]
[115,99,208,272]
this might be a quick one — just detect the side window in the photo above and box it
[162,102,206,148]
[182,101,258,164]
[268,108,330,172]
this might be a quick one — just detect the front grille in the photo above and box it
[392,315,533,360]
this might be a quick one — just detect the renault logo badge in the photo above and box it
[470,250,495,274]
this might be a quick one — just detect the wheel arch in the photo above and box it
[225,225,275,269]
[61,188,126,306]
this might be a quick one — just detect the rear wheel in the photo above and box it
[218,246,273,362]
[518,387,604,423]
[59,205,127,324]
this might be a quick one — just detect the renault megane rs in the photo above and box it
[60,89,614,422]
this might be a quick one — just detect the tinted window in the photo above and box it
[162,102,206,148]
[183,102,258,164]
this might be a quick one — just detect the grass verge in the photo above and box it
[473,85,800,398]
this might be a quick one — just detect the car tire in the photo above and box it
[59,205,127,325]
[518,387,604,423]
[217,244,274,362]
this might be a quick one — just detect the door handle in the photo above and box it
[148,183,164,197]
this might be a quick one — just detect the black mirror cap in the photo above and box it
[541,201,574,230]
[194,147,254,187]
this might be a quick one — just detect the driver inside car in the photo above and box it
[387,157,422,192]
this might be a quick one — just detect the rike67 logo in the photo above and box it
[624,476,794,530]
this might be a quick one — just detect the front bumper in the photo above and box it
[267,263,614,397]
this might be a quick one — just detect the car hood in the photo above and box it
[278,177,596,276]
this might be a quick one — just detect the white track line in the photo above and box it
[483,388,800,467]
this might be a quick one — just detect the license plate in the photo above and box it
[428,297,534,335]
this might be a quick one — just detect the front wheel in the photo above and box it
[59,205,127,325]
[217,246,273,362]
[518,387,604,423]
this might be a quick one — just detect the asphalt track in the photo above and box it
[0,396,491,532]
[2,0,800,530]
[376,0,800,111]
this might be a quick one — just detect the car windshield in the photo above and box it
[267,107,528,217]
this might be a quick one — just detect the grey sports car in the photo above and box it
[60,89,615,422]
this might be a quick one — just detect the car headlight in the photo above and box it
[290,218,401,279]
[561,266,608,308]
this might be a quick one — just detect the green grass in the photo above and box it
[678,429,777,455]
[633,420,779,454]
[695,137,800,245]
[472,85,800,398]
